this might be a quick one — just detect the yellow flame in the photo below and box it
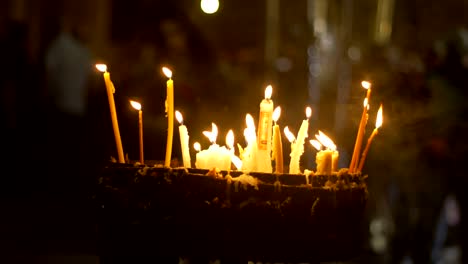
[246,114,255,130]
[363,98,368,108]
[310,139,322,151]
[95,64,107,72]
[361,80,371,89]
[194,142,201,152]
[226,130,234,149]
[265,85,272,100]
[315,130,336,151]
[376,104,383,128]
[284,126,296,143]
[244,127,256,144]
[202,123,218,144]
[272,106,281,122]
[162,67,172,78]
[130,100,141,111]
[306,106,312,118]
[175,110,183,124]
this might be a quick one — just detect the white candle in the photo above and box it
[256,85,273,173]
[287,107,311,174]
[240,114,258,172]
[226,129,243,171]
[272,106,283,173]
[283,126,298,174]
[314,131,339,175]
[130,100,144,164]
[195,123,232,171]
[175,110,191,168]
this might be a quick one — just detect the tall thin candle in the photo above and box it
[349,81,371,173]
[175,110,191,168]
[357,104,383,172]
[272,106,283,173]
[95,64,125,163]
[130,100,144,164]
[162,67,174,168]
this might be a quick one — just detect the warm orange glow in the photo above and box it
[95,64,107,72]
[194,142,201,152]
[316,130,336,151]
[284,126,296,143]
[310,139,322,151]
[265,85,273,100]
[130,100,141,111]
[363,98,368,108]
[306,106,312,119]
[376,104,383,128]
[272,106,281,122]
[361,80,371,89]
[162,67,172,78]
[226,130,234,149]
[175,110,183,124]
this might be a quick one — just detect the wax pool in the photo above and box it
[195,144,232,171]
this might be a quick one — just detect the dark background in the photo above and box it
[1,0,468,263]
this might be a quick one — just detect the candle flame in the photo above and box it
[272,106,281,122]
[310,139,322,151]
[306,106,312,118]
[203,123,218,144]
[231,155,243,170]
[244,128,256,144]
[361,80,371,89]
[130,100,141,111]
[162,67,172,78]
[175,110,183,124]
[246,114,255,130]
[363,98,368,108]
[376,104,383,128]
[226,130,234,149]
[316,130,336,151]
[265,85,272,100]
[194,142,201,152]
[284,126,296,143]
[95,64,107,72]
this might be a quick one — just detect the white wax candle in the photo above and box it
[240,114,258,172]
[195,123,232,171]
[288,107,311,174]
[316,150,332,175]
[175,111,191,168]
[256,85,273,173]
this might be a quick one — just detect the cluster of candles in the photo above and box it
[95,64,383,175]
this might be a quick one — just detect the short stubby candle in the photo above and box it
[313,131,339,175]
[195,123,232,171]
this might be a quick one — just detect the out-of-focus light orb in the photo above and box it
[201,0,219,14]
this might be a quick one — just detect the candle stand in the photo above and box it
[95,163,368,263]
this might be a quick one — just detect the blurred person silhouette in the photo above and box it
[44,18,93,200]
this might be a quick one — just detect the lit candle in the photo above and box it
[162,67,174,168]
[349,81,371,173]
[226,129,241,172]
[95,64,125,163]
[195,123,232,171]
[130,100,144,164]
[175,110,191,168]
[357,104,383,172]
[287,107,311,174]
[271,106,283,173]
[256,85,274,173]
[241,114,258,172]
[283,126,297,174]
[314,131,338,175]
